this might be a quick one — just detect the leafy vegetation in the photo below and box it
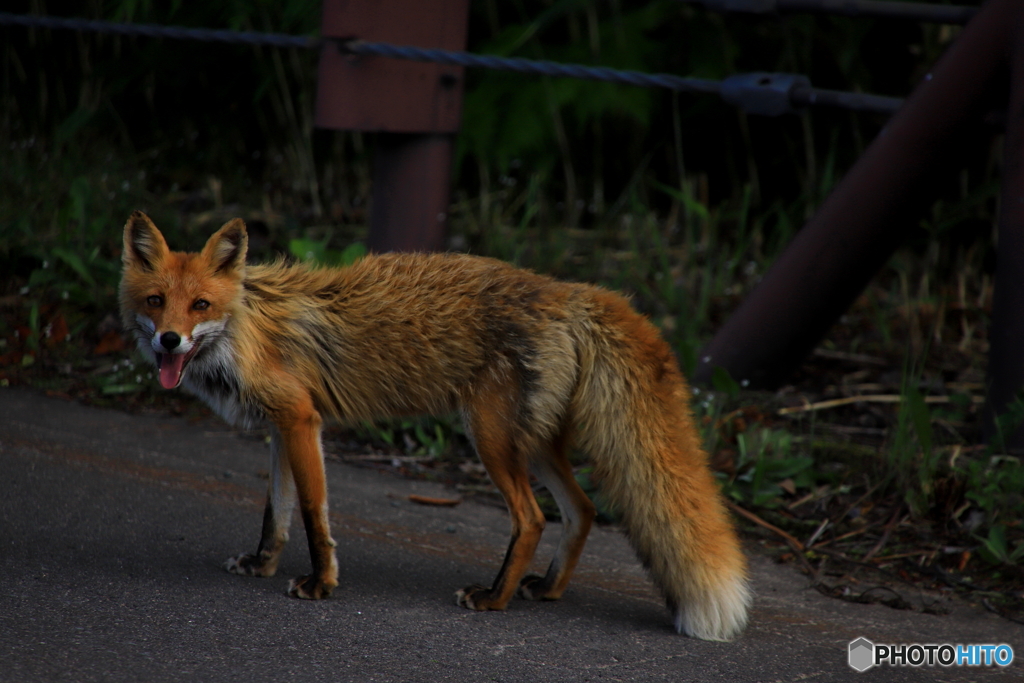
[2,0,1020,616]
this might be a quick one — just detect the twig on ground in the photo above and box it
[778,394,982,416]
[788,484,831,511]
[869,550,933,564]
[810,525,872,549]
[406,494,462,507]
[727,500,804,551]
[863,506,905,562]
[805,519,830,548]
[727,500,822,580]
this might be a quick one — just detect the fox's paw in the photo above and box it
[455,584,506,611]
[224,553,277,577]
[287,575,336,600]
[516,574,560,601]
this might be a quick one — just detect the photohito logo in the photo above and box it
[848,638,1014,671]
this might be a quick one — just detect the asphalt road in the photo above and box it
[0,387,1019,682]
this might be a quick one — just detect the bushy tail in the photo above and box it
[570,293,750,641]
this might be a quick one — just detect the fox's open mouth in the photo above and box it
[156,346,200,389]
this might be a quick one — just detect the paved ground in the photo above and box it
[0,387,1020,682]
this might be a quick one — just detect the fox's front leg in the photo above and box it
[225,429,296,578]
[280,400,338,599]
[227,396,338,599]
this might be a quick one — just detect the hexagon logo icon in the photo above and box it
[849,637,875,672]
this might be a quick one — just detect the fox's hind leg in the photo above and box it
[456,369,546,611]
[518,427,596,601]
[225,429,296,578]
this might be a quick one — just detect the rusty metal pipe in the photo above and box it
[368,133,452,253]
[694,0,1014,392]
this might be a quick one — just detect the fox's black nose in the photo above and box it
[160,331,182,351]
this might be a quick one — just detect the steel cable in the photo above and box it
[0,11,903,115]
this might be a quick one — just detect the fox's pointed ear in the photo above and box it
[202,218,248,275]
[123,211,170,271]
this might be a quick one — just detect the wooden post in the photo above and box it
[315,0,469,252]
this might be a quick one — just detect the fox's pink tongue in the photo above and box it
[159,353,186,389]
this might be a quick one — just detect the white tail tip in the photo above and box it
[673,575,752,641]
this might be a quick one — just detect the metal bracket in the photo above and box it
[720,72,811,116]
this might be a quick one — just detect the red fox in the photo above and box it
[118,211,750,641]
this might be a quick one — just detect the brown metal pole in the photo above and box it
[985,5,1024,450]
[693,0,1014,389]
[369,133,452,252]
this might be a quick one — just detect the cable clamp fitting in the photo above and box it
[720,72,811,116]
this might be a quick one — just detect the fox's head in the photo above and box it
[119,211,247,389]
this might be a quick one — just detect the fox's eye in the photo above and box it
[147,295,163,307]
[193,299,210,311]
